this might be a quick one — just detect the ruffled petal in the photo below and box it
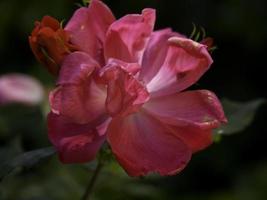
[139,29,183,84]
[104,9,155,63]
[99,59,149,117]
[65,0,115,64]
[47,112,106,163]
[107,111,191,176]
[50,52,107,124]
[56,51,99,85]
[146,37,213,97]
[144,90,227,129]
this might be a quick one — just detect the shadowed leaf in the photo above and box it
[0,146,56,181]
[214,98,266,137]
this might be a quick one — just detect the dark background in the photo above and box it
[0,0,267,199]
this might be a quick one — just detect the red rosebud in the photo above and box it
[29,16,78,75]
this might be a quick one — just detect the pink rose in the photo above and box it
[40,0,226,176]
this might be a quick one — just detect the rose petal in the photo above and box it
[96,117,112,136]
[107,111,191,176]
[104,8,155,63]
[39,15,60,31]
[104,58,141,75]
[0,73,44,106]
[169,125,213,153]
[47,112,105,163]
[146,37,213,97]
[65,0,115,65]
[99,59,149,117]
[50,52,107,124]
[35,27,68,63]
[57,51,99,85]
[139,29,184,84]
[144,90,227,129]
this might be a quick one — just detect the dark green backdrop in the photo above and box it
[0,0,266,199]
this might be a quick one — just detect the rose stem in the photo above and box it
[81,160,103,200]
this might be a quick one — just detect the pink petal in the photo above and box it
[107,111,191,176]
[104,8,155,63]
[50,52,107,124]
[139,29,184,84]
[0,73,44,106]
[146,37,213,97]
[96,117,112,136]
[47,112,106,163]
[57,51,99,85]
[99,59,149,117]
[144,90,227,129]
[104,58,141,75]
[65,0,115,65]
[168,125,213,153]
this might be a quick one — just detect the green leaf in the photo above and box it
[200,26,206,39]
[0,146,56,181]
[0,104,47,146]
[214,98,266,136]
[0,138,22,163]
[82,0,91,6]
[194,31,201,42]
[60,19,65,29]
[189,23,197,39]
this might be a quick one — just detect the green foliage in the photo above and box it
[0,104,47,147]
[234,162,267,200]
[82,0,91,6]
[0,158,85,200]
[189,23,206,42]
[0,98,265,199]
[0,0,267,199]
[214,98,266,138]
[0,146,55,181]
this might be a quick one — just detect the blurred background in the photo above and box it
[0,0,267,199]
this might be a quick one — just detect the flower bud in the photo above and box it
[200,37,214,49]
[29,16,78,75]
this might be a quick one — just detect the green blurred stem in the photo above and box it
[82,161,103,200]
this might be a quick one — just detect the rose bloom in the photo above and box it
[30,0,227,176]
